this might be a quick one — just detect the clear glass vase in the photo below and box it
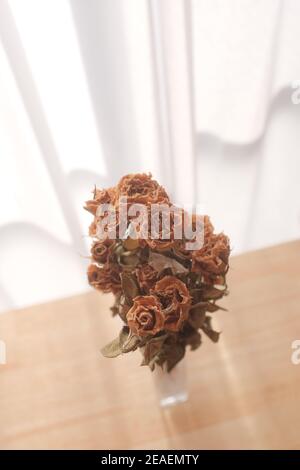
[152,360,188,407]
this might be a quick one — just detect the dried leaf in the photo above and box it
[201,286,226,301]
[101,337,123,358]
[184,329,202,351]
[120,327,141,353]
[110,305,119,316]
[166,343,185,372]
[123,237,140,251]
[110,293,121,316]
[190,301,227,313]
[101,326,141,358]
[119,251,140,270]
[113,242,125,258]
[118,301,130,322]
[190,301,209,310]
[141,334,168,368]
[201,316,220,342]
[120,272,140,306]
[189,307,206,329]
[148,252,188,275]
[206,302,227,313]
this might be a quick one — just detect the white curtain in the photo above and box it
[0,0,299,312]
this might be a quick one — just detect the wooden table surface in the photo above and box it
[0,240,300,450]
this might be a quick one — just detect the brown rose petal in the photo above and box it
[191,233,230,284]
[84,199,99,216]
[87,264,121,294]
[153,276,191,332]
[126,295,164,337]
[192,214,214,240]
[115,173,170,206]
[135,264,158,291]
[84,186,116,215]
[145,206,177,251]
[91,239,115,264]
[94,187,116,204]
[89,219,97,237]
[171,215,211,259]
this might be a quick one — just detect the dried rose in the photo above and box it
[91,239,115,264]
[153,276,191,332]
[135,264,158,291]
[95,187,116,204]
[192,233,230,284]
[88,210,119,241]
[85,174,230,371]
[192,214,214,238]
[145,206,176,251]
[89,219,97,237]
[126,295,164,337]
[87,264,121,294]
[171,214,214,259]
[84,186,116,215]
[116,173,169,206]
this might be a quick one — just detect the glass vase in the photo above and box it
[152,360,188,407]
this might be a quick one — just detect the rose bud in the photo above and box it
[91,239,115,264]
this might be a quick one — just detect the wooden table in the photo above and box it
[0,241,300,450]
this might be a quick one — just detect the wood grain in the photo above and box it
[0,240,300,449]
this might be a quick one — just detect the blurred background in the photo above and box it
[0,0,299,313]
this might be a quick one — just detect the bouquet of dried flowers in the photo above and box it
[85,173,230,372]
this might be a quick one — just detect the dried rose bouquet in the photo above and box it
[85,173,230,372]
